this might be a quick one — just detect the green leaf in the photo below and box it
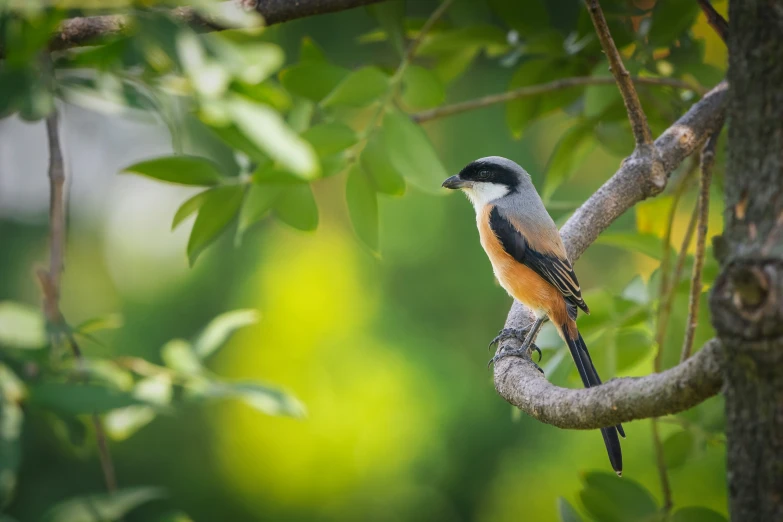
[74,314,124,335]
[18,78,55,121]
[663,430,695,469]
[161,340,203,375]
[671,507,727,522]
[361,133,405,196]
[0,301,45,350]
[543,121,595,200]
[28,382,145,415]
[202,381,306,418]
[648,0,700,48]
[418,25,508,56]
[579,472,658,522]
[299,37,326,62]
[381,109,448,194]
[155,512,194,522]
[346,164,379,253]
[322,67,390,108]
[506,59,584,138]
[595,233,674,261]
[274,185,319,231]
[434,46,480,83]
[0,378,23,508]
[122,155,223,186]
[401,65,445,110]
[194,309,260,359]
[615,328,655,372]
[104,406,157,441]
[41,487,166,522]
[231,81,292,112]
[172,190,212,230]
[487,0,549,35]
[279,62,348,102]
[208,124,268,164]
[367,0,406,56]
[287,98,315,133]
[558,498,584,522]
[187,185,245,266]
[227,95,319,179]
[595,121,635,157]
[238,184,285,235]
[302,122,358,157]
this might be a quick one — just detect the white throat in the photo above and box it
[462,183,510,213]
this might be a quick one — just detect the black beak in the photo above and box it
[442,175,465,189]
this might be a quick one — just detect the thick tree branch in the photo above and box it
[411,76,704,123]
[43,0,386,53]
[494,340,722,430]
[584,0,653,146]
[492,81,728,429]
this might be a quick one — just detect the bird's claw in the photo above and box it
[488,327,530,352]
[487,348,545,374]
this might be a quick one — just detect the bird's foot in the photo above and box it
[488,327,542,361]
[487,348,545,374]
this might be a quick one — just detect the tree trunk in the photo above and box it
[711,1,783,520]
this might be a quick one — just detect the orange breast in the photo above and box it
[478,206,570,326]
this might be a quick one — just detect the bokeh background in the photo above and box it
[0,1,728,520]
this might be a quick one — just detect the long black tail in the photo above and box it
[563,325,624,476]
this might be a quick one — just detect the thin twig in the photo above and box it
[412,76,704,123]
[584,0,653,145]
[696,0,729,44]
[680,129,721,362]
[403,0,454,65]
[651,418,674,512]
[42,104,118,495]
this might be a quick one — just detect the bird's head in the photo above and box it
[442,156,532,208]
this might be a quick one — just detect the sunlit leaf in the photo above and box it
[104,406,157,441]
[227,96,319,179]
[543,121,595,200]
[41,487,165,522]
[238,184,285,235]
[558,497,584,522]
[28,382,145,415]
[194,309,260,359]
[231,81,291,112]
[200,381,306,418]
[367,0,406,56]
[172,190,211,230]
[671,507,727,522]
[274,185,319,231]
[62,359,134,391]
[187,185,244,266]
[361,132,405,196]
[401,65,445,110]
[663,430,695,468]
[162,340,203,375]
[122,155,223,186]
[302,122,358,157]
[322,66,389,108]
[381,109,447,194]
[0,301,45,350]
[579,472,658,522]
[287,98,315,133]
[346,164,379,253]
[279,62,348,102]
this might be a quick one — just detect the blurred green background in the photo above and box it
[0,1,729,520]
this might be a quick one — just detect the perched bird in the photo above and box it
[442,156,624,476]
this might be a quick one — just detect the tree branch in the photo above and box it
[411,76,705,124]
[697,0,729,44]
[585,0,653,146]
[44,0,386,53]
[40,106,118,494]
[681,126,722,362]
[494,340,722,430]
[492,81,728,429]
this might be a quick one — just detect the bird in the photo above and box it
[442,156,624,476]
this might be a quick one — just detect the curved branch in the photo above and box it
[494,340,722,430]
[411,76,705,124]
[493,81,728,428]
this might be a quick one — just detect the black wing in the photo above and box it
[489,207,589,315]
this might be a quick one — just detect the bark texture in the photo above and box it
[711,1,783,519]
